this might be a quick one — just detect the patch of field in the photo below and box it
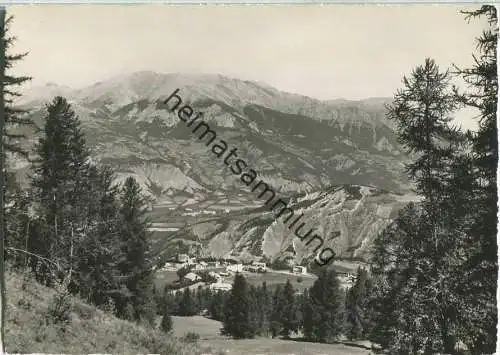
[203,338,371,355]
[172,316,371,355]
[172,316,224,339]
[154,270,179,289]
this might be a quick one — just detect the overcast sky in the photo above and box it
[7,5,488,129]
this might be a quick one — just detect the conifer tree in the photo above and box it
[0,14,32,279]
[178,288,197,316]
[303,268,344,343]
[345,267,372,340]
[2,15,33,158]
[30,96,90,285]
[162,288,179,316]
[372,58,462,353]
[247,285,261,336]
[451,7,498,353]
[270,284,284,338]
[222,273,255,339]
[280,280,299,338]
[209,290,225,321]
[257,282,272,336]
[116,176,155,323]
[74,165,124,309]
[297,288,309,333]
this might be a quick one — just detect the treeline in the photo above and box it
[155,267,372,343]
[5,96,157,325]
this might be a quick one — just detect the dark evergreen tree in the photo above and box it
[1,14,33,268]
[222,273,256,339]
[270,284,284,338]
[453,6,498,353]
[209,290,225,321]
[303,268,344,343]
[162,288,179,316]
[257,282,272,336]
[280,280,299,338]
[74,165,124,309]
[30,96,90,285]
[345,267,372,340]
[178,288,197,316]
[172,288,184,316]
[247,285,261,336]
[368,203,425,350]
[195,285,206,312]
[297,288,309,333]
[371,57,462,353]
[115,176,155,323]
[2,16,33,158]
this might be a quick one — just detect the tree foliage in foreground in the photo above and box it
[368,6,498,354]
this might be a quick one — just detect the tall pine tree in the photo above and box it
[280,280,299,338]
[222,273,256,339]
[30,96,90,285]
[116,176,156,324]
[453,6,498,353]
[345,267,372,341]
[371,58,462,353]
[303,268,344,343]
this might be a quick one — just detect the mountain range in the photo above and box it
[13,71,417,264]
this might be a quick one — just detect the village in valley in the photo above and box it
[155,253,357,295]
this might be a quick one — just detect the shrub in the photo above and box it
[46,278,72,326]
[181,332,200,344]
[160,313,173,333]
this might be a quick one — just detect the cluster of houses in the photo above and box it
[158,254,310,293]
[180,270,233,292]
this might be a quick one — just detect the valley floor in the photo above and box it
[172,316,372,355]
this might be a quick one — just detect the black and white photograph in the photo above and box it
[0,4,497,354]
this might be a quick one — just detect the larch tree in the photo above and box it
[380,58,461,353]
[453,6,498,353]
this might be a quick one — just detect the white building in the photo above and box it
[252,261,267,272]
[226,264,244,273]
[210,282,232,292]
[292,266,307,274]
[183,272,201,283]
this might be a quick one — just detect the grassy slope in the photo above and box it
[4,267,204,355]
[172,316,372,355]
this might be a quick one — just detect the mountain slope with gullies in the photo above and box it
[13,71,415,262]
[16,71,409,198]
[154,185,418,264]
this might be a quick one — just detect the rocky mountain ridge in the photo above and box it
[13,71,415,262]
[17,71,409,197]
